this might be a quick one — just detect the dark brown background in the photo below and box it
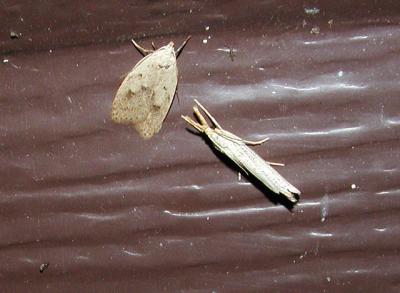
[1,0,400,292]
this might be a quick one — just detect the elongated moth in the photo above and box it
[112,36,191,139]
[181,100,301,203]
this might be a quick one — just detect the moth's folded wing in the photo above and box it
[206,131,250,176]
[251,161,301,202]
[210,132,300,202]
[245,153,300,202]
[112,73,153,125]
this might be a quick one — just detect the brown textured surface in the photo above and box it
[1,1,400,292]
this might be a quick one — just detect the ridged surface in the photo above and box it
[1,1,400,292]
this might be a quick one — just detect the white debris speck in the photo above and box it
[205,26,210,31]
[3,59,8,63]
[310,26,320,34]
[206,216,210,221]
[304,7,320,15]
[351,184,357,190]
[203,39,208,44]
[320,195,329,222]
[327,276,331,282]
[238,172,242,181]
[337,70,344,77]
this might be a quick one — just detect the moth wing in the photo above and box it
[111,44,178,139]
[240,149,300,202]
[137,46,178,138]
[112,56,154,125]
[208,130,250,176]
[252,158,300,201]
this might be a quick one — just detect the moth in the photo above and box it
[181,100,301,203]
[112,36,191,139]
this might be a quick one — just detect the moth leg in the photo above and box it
[131,39,154,56]
[194,99,268,145]
[217,130,270,145]
[194,99,223,130]
[175,35,192,58]
[175,87,181,105]
[181,115,206,133]
[265,161,285,166]
[194,100,269,145]
[241,137,270,145]
[151,41,157,50]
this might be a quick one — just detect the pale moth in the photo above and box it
[182,100,301,203]
[112,36,191,139]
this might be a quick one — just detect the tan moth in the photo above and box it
[182,100,301,203]
[112,36,191,139]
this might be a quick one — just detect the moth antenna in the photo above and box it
[175,35,191,58]
[131,39,154,56]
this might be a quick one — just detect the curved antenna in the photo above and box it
[131,39,154,56]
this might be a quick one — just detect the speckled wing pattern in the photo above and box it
[206,128,300,202]
[111,43,178,139]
